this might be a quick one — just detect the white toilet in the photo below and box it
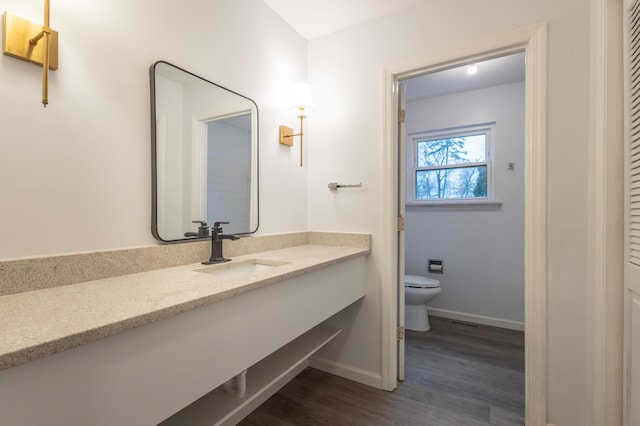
[405,274,441,332]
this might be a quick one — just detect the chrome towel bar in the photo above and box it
[328,182,362,191]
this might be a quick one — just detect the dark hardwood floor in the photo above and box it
[239,316,525,426]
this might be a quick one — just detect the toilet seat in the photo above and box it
[405,274,440,288]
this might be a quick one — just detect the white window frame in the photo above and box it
[406,122,499,209]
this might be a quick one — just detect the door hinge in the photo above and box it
[398,109,406,124]
[397,216,405,232]
[397,326,405,340]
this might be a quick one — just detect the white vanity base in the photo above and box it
[161,325,341,425]
[0,257,365,426]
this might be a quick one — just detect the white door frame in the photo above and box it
[623,1,640,425]
[381,24,548,426]
[591,0,624,425]
[397,82,406,381]
[191,118,208,224]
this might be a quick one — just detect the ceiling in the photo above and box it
[260,1,525,100]
[261,0,427,40]
[403,52,526,101]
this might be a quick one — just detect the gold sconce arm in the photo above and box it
[279,114,306,167]
[280,84,313,167]
[2,0,59,107]
[29,26,50,45]
[36,0,51,107]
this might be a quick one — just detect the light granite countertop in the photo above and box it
[0,244,369,371]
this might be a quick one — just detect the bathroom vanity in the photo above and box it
[0,234,369,425]
[0,63,370,426]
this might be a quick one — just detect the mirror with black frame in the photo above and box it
[150,61,259,242]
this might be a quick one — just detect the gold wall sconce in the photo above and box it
[279,83,314,167]
[2,0,59,107]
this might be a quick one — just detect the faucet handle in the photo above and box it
[213,221,229,230]
[191,221,210,237]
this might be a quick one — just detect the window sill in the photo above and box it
[405,200,503,211]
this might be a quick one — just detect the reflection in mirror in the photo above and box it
[150,61,259,241]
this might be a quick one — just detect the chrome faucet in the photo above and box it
[203,221,240,264]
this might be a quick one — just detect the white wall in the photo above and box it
[404,82,525,325]
[0,0,308,259]
[307,1,593,424]
[0,1,616,424]
[154,75,185,239]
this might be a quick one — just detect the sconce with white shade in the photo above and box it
[2,0,59,107]
[279,83,314,167]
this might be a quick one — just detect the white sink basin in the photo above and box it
[195,258,290,280]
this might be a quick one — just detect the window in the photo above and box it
[407,123,494,204]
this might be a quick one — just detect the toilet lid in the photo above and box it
[405,274,440,288]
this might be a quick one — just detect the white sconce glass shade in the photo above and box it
[290,83,314,116]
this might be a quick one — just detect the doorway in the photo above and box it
[398,52,526,423]
[381,24,548,425]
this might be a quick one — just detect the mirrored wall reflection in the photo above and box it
[150,61,259,242]
[206,114,252,232]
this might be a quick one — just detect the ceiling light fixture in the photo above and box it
[466,64,478,75]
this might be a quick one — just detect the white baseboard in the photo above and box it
[428,307,525,331]
[308,356,383,389]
